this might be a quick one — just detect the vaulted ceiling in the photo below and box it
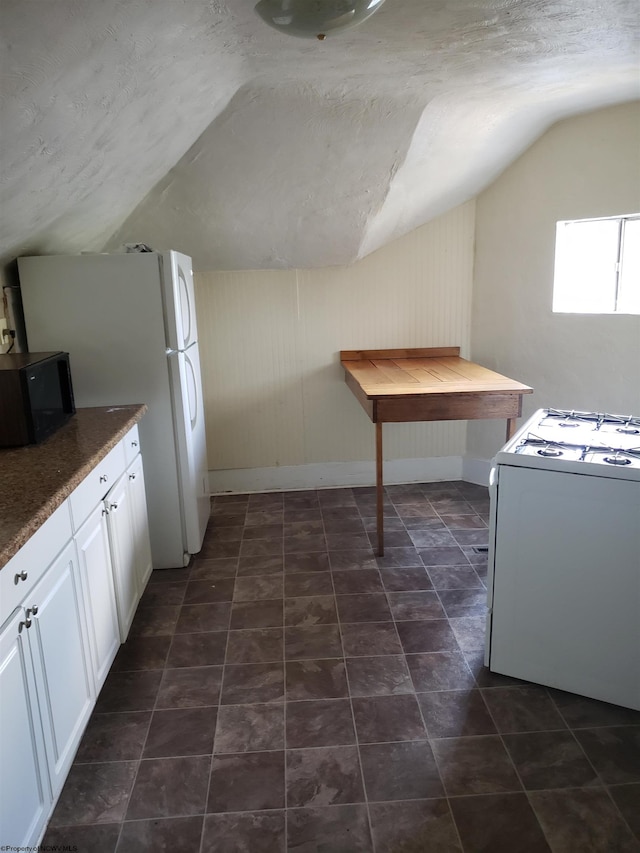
[1,0,638,270]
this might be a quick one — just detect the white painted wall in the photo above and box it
[194,202,475,492]
[469,101,640,462]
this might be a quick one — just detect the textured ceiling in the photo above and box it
[1,0,638,270]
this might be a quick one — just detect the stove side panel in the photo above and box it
[489,464,640,710]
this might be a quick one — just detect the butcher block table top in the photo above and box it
[340,347,533,555]
[341,347,532,422]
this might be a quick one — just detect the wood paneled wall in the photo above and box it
[195,201,475,475]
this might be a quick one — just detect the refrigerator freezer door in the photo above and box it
[168,345,210,553]
[161,252,199,352]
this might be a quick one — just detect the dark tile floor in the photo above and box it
[43,482,640,852]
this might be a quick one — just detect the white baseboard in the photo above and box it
[209,456,464,495]
[462,455,492,487]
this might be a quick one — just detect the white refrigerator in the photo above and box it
[17,251,210,569]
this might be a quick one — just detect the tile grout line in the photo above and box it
[281,516,288,853]
[409,627,467,853]
[323,488,378,852]
[108,570,196,842]
[476,675,563,850]
[112,600,177,843]
[542,690,640,843]
[399,484,489,853]
[409,515,471,853]
[199,537,238,853]
[436,486,492,851]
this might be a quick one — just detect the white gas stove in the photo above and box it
[486,407,640,710]
[496,408,640,479]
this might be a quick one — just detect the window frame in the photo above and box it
[552,213,640,316]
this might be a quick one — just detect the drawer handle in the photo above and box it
[131,440,138,447]
[110,503,118,511]
[14,570,28,585]
[18,618,32,633]
[26,606,38,618]
[99,474,109,484]
[129,473,136,480]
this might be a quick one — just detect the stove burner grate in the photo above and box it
[518,434,640,467]
[544,409,640,431]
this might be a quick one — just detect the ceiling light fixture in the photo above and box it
[255,0,386,40]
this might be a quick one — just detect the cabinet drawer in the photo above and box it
[1,501,72,623]
[69,441,127,530]
[123,424,141,468]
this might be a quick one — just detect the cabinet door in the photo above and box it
[0,609,51,847]
[28,539,95,797]
[106,473,140,641]
[75,504,121,691]
[127,454,153,593]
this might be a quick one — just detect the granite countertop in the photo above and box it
[0,405,147,569]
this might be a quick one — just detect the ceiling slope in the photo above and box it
[0,0,247,261]
[1,0,639,271]
[105,81,426,268]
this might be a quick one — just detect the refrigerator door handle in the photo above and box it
[184,350,198,427]
[178,266,193,347]
[161,252,199,351]
[167,347,209,554]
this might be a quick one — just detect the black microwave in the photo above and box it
[0,351,76,447]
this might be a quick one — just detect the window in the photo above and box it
[552,214,640,315]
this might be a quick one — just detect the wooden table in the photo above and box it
[341,347,533,555]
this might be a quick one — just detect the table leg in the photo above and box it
[376,421,384,557]
[506,417,517,440]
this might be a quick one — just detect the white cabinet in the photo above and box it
[0,503,73,846]
[105,472,139,641]
[0,609,50,848]
[24,540,94,797]
[0,419,152,848]
[69,440,127,531]
[0,538,93,844]
[127,453,153,593]
[104,440,153,642]
[75,505,120,691]
[123,424,142,468]
[0,502,72,621]
[71,424,152,644]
